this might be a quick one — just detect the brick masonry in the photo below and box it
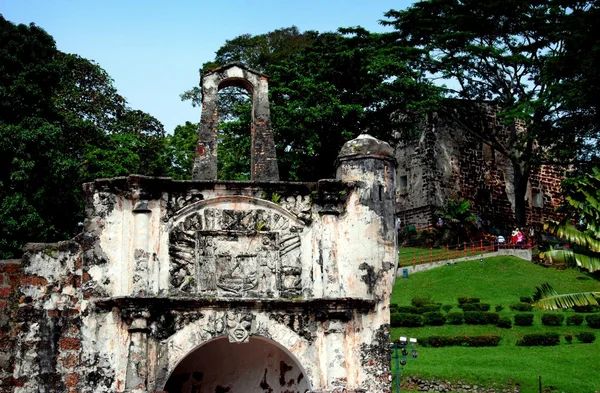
[396,110,566,231]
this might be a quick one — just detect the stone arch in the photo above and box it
[162,335,311,393]
[193,62,279,182]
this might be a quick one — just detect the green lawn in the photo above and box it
[391,256,600,393]
[398,246,494,266]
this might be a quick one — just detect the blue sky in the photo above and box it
[1,0,413,134]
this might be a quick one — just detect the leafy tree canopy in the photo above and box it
[381,0,600,225]
[0,15,169,258]
[182,26,440,181]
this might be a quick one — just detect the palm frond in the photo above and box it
[540,248,600,272]
[544,221,600,253]
[533,282,600,310]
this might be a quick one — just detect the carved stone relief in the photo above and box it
[169,201,304,298]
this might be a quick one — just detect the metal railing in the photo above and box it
[398,239,535,267]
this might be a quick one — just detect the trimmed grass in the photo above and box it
[391,256,600,393]
[398,246,494,266]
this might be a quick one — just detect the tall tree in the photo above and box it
[164,121,199,180]
[542,1,600,165]
[381,0,599,226]
[183,27,439,180]
[0,15,168,258]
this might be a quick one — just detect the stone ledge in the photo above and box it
[95,296,376,316]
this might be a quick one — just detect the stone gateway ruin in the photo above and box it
[0,63,397,393]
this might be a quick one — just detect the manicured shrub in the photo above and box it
[566,314,584,326]
[573,305,599,313]
[423,312,446,326]
[497,316,512,329]
[419,335,501,347]
[460,303,491,312]
[442,304,453,313]
[396,306,419,314]
[458,297,480,304]
[514,313,534,326]
[575,332,596,343]
[541,313,565,326]
[461,335,501,347]
[495,305,504,312]
[516,333,560,346]
[510,302,534,312]
[464,311,500,325]
[417,304,442,314]
[411,296,432,307]
[520,296,533,303]
[390,313,424,327]
[390,303,399,312]
[565,334,573,344]
[585,313,600,328]
[419,335,459,347]
[446,312,464,325]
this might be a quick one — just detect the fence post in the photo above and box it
[430,247,433,263]
[463,242,467,258]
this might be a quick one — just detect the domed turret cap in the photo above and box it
[337,133,394,161]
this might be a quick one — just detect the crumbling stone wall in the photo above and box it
[396,111,566,231]
[2,133,397,393]
[0,260,20,393]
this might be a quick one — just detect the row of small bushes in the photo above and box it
[401,296,599,314]
[419,334,501,347]
[391,311,501,327]
[390,304,442,314]
[419,332,596,348]
[516,332,596,346]
[392,311,600,328]
[515,313,600,327]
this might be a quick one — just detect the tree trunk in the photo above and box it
[512,158,530,227]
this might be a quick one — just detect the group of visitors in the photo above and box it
[494,227,526,250]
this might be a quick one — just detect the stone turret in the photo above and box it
[335,134,397,299]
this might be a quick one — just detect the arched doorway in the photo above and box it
[163,336,311,393]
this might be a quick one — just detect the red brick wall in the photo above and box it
[0,260,21,393]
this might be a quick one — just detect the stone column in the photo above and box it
[250,76,279,181]
[132,201,151,296]
[192,82,218,180]
[125,310,151,392]
[324,320,347,388]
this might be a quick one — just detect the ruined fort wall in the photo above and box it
[396,113,566,231]
[3,135,397,393]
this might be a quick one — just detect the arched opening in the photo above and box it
[194,63,278,182]
[163,336,311,393]
[216,79,253,180]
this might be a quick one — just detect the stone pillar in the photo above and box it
[132,201,151,296]
[192,63,279,181]
[250,75,279,181]
[125,310,150,392]
[193,82,219,180]
[324,320,347,387]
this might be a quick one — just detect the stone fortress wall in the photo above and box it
[396,108,566,232]
[0,63,398,393]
